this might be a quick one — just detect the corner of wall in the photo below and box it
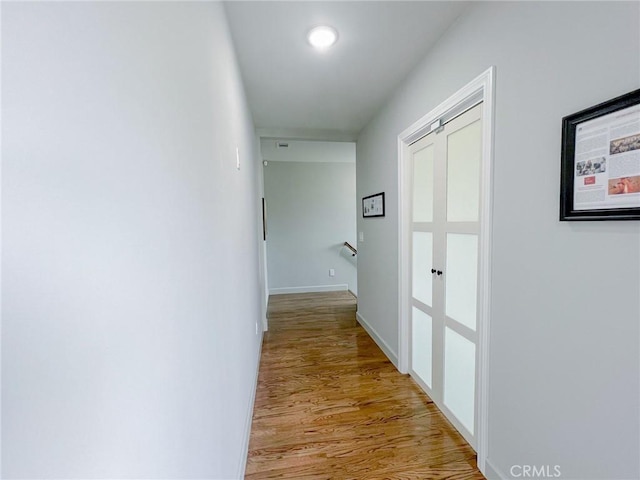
[355,311,398,368]
[483,458,507,480]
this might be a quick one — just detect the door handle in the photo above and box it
[431,268,436,274]
[436,270,443,276]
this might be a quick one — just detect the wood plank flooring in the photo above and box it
[245,291,484,479]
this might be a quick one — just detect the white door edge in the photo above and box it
[397,65,495,473]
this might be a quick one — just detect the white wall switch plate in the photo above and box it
[329,268,335,277]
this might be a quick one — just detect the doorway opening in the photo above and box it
[259,139,358,320]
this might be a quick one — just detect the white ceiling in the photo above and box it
[224,1,470,142]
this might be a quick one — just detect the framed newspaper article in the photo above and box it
[560,89,640,221]
[362,192,385,218]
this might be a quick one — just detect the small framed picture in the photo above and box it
[363,192,385,218]
[560,88,640,221]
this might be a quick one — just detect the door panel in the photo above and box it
[445,233,478,331]
[444,327,476,434]
[411,307,433,388]
[412,231,433,308]
[409,102,482,449]
[413,143,435,223]
[446,119,482,222]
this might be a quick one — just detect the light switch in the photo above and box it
[329,268,335,277]
[359,232,364,242]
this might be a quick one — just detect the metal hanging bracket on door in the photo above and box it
[430,118,444,134]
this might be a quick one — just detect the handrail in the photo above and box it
[343,241,357,256]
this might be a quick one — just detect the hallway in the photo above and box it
[246,292,484,479]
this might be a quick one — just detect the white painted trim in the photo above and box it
[0,2,3,474]
[237,330,263,479]
[257,137,269,333]
[476,66,496,476]
[269,284,348,295]
[348,289,357,299]
[397,66,495,473]
[257,127,357,142]
[484,458,507,480]
[356,311,399,368]
[400,90,483,146]
[397,133,411,375]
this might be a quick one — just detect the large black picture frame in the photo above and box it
[560,88,640,221]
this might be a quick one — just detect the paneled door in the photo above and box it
[409,103,482,449]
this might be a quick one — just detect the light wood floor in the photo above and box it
[245,291,484,479]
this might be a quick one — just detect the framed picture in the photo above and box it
[261,197,267,240]
[560,88,640,221]
[363,192,385,218]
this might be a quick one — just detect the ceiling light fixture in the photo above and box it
[307,25,338,50]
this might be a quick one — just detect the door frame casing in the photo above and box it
[397,66,495,473]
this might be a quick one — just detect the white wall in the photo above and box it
[263,156,357,295]
[261,139,356,164]
[256,140,270,326]
[356,2,639,479]
[2,2,262,478]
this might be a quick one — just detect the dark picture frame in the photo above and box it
[261,197,267,240]
[560,88,640,221]
[362,192,385,218]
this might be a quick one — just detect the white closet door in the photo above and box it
[409,103,482,449]
[409,132,440,395]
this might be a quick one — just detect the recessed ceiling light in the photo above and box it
[307,25,338,50]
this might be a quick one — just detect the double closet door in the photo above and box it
[409,103,482,449]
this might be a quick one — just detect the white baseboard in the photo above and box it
[483,458,507,480]
[269,284,348,295]
[348,289,357,298]
[237,330,263,479]
[356,311,398,368]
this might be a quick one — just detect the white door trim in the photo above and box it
[397,66,495,473]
